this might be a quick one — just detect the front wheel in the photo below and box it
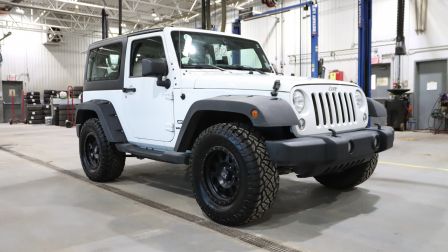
[314,154,378,189]
[190,123,279,226]
[79,118,125,182]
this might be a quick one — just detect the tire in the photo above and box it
[28,111,43,116]
[27,119,44,124]
[44,90,57,96]
[314,154,378,189]
[26,95,40,100]
[27,91,40,96]
[27,104,43,111]
[26,99,41,104]
[190,123,279,226]
[79,118,126,182]
[27,115,44,120]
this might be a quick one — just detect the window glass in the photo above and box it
[87,43,122,81]
[130,36,166,77]
[171,31,272,73]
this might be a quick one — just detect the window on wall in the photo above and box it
[87,43,122,81]
[130,36,166,77]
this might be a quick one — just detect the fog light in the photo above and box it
[363,113,368,122]
[348,141,354,154]
[373,136,380,150]
[298,118,306,130]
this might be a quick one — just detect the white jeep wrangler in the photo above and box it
[76,27,394,226]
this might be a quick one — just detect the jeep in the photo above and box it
[76,27,394,226]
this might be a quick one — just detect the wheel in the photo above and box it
[79,118,125,182]
[190,123,279,226]
[314,154,378,189]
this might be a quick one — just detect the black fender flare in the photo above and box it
[76,100,127,143]
[174,95,299,151]
[367,98,387,117]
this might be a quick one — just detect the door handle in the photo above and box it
[122,87,136,93]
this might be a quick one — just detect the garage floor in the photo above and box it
[0,124,447,252]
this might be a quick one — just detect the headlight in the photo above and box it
[293,90,305,113]
[355,90,365,107]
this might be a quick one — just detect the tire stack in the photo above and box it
[55,104,74,126]
[25,92,41,105]
[43,90,58,104]
[72,86,83,98]
[26,105,44,124]
[42,104,52,119]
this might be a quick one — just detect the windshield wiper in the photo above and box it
[182,64,226,71]
[228,65,267,75]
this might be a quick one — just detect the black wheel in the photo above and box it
[79,118,125,182]
[314,154,378,189]
[190,123,279,226]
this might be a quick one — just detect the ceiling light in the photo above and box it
[121,23,126,27]
[15,7,24,15]
[152,9,157,17]
[154,16,160,21]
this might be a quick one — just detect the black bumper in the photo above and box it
[265,127,394,177]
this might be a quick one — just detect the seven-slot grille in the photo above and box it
[310,91,357,127]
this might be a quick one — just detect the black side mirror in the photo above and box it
[142,58,168,77]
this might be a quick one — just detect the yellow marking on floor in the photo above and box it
[379,161,448,172]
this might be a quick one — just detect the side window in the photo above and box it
[130,36,166,77]
[87,43,122,81]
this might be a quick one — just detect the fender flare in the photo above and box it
[367,98,387,117]
[76,100,127,143]
[174,95,299,151]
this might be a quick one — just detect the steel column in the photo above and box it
[310,4,319,78]
[358,0,372,97]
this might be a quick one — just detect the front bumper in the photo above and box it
[265,126,394,177]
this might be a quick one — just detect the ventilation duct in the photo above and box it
[414,0,427,33]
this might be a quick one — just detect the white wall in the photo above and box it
[240,0,448,91]
[0,28,98,93]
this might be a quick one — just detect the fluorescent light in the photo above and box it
[15,7,24,15]
[56,0,116,11]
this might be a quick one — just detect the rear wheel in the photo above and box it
[79,118,125,182]
[314,154,378,189]
[190,123,279,226]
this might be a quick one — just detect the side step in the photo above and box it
[115,143,189,165]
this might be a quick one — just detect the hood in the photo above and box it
[183,70,357,92]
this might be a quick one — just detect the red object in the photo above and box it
[330,70,344,81]
[21,90,25,121]
[262,0,277,8]
[67,85,75,123]
[11,94,15,122]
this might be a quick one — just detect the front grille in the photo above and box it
[311,91,356,127]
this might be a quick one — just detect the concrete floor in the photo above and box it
[0,124,447,252]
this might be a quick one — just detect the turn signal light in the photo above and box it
[251,109,259,119]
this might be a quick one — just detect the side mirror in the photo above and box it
[142,58,168,77]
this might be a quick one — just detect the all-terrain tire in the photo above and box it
[79,118,125,182]
[190,123,279,226]
[314,154,378,189]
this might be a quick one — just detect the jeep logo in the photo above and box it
[329,86,337,92]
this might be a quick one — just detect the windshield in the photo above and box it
[171,31,273,73]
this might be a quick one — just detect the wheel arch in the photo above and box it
[175,96,298,152]
[76,100,127,143]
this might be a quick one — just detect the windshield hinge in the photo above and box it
[271,80,281,97]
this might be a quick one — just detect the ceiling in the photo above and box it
[0,0,247,36]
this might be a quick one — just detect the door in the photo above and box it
[416,60,447,129]
[2,81,23,122]
[371,63,391,100]
[122,33,175,142]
